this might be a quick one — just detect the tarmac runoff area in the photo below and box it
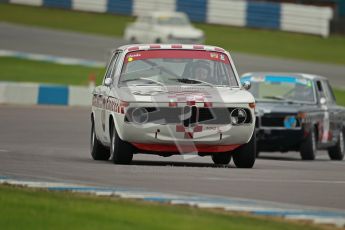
[0,106,345,227]
[1,22,345,88]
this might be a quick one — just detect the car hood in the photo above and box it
[115,86,254,105]
[256,101,318,115]
[156,26,203,38]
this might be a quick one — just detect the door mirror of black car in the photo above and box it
[242,81,251,90]
[320,97,327,105]
[104,78,113,87]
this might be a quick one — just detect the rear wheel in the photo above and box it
[328,128,345,160]
[300,127,317,160]
[90,119,110,160]
[211,153,231,165]
[110,124,133,164]
[232,134,256,168]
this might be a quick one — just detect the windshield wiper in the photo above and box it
[263,95,286,101]
[121,77,165,87]
[263,95,296,103]
[171,78,215,87]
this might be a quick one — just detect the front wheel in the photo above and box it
[110,124,133,164]
[211,153,231,165]
[232,134,256,168]
[90,119,110,160]
[300,127,317,160]
[328,128,345,160]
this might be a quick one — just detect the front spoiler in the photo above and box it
[131,143,241,153]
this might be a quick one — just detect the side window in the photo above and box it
[103,52,119,84]
[111,51,122,80]
[316,81,323,92]
[316,80,325,100]
[103,53,118,84]
[322,80,336,104]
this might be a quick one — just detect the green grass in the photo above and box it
[0,3,345,65]
[334,88,345,106]
[0,185,326,230]
[195,23,345,65]
[0,57,104,85]
[0,3,133,37]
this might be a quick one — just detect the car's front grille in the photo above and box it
[125,107,252,125]
[259,114,301,128]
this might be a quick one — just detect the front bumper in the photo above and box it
[117,122,254,153]
[256,129,304,152]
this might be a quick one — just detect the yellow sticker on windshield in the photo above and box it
[128,57,133,62]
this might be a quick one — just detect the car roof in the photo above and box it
[241,72,327,81]
[138,11,187,18]
[115,44,227,54]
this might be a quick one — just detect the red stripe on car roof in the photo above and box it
[171,44,183,48]
[193,45,204,49]
[149,44,161,49]
[128,46,139,51]
[214,47,225,52]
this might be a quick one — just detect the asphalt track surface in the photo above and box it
[1,105,345,211]
[1,22,345,87]
[1,22,345,211]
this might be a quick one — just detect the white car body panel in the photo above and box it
[92,44,255,155]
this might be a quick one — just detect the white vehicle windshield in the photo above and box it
[119,50,238,87]
[241,75,316,103]
[157,15,189,26]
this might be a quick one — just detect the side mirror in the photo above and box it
[242,81,251,90]
[104,78,113,87]
[320,97,327,105]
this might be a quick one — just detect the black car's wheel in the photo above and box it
[211,153,231,165]
[90,119,110,160]
[328,128,345,160]
[232,133,256,168]
[110,124,133,165]
[300,127,317,160]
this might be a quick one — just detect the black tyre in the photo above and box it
[211,153,231,165]
[300,127,317,160]
[90,119,110,160]
[232,133,256,168]
[328,128,345,160]
[110,124,133,164]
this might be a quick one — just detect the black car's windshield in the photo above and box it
[119,50,238,87]
[241,75,316,103]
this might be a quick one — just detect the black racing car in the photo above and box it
[241,72,345,160]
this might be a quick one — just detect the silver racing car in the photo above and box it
[91,44,256,167]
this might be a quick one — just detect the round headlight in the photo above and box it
[230,109,247,125]
[131,108,149,124]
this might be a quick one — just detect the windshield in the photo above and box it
[119,50,238,87]
[157,15,189,26]
[241,75,316,103]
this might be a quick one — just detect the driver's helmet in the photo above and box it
[191,60,211,81]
